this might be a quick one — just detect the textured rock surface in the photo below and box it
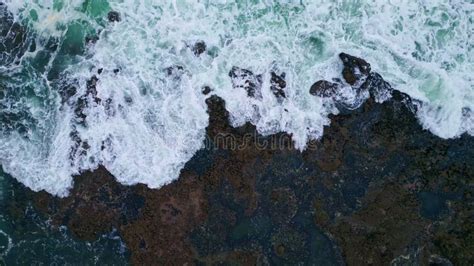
[309,80,340,97]
[5,56,473,265]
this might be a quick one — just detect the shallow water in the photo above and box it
[0,0,473,195]
[0,168,129,264]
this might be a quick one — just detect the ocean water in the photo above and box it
[0,0,472,196]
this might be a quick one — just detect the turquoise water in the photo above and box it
[0,1,472,194]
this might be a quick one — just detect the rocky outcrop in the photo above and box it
[309,80,340,97]
[0,5,30,66]
[201,85,212,95]
[192,41,207,56]
[3,54,471,265]
[228,67,288,100]
[270,71,287,99]
[107,11,121,22]
[339,52,371,85]
[228,66,263,98]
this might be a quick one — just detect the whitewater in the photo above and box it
[0,0,472,196]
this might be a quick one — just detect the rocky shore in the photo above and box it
[4,54,474,265]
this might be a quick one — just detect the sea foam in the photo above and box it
[0,0,472,196]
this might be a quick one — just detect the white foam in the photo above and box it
[1,0,473,196]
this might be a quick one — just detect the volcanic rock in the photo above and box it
[12,53,472,265]
[228,66,263,98]
[107,11,121,22]
[270,72,287,99]
[192,41,206,56]
[339,53,371,85]
[309,80,340,97]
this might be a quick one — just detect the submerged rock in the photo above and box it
[165,65,187,81]
[165,65,184,76]
[309,53,420,116]
[339,52,371,85]
[192,41,207,56]
[59,85,78,105]
[270,72,287,99]
[27,88,474,264]
[201,86,212,95]
[86,75,100,103]
[72,75,102,124]
[0,6,29,66]
[11,53,472,265]
[107,11,121,22]
[361,72,392,102]
[228,66,263,98]
[85,35,99,45]
[309,80,340,97]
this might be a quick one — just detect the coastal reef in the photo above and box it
[5,54,473,265]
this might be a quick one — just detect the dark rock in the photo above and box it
[85,35,99,45]
[28,39,36,52]
[45,38,59,52]
[124,95,133,104]
[0,6,13,37]
[325,183,427,265]
[270,72,286,99]
[271,228,307,262]
[428,255,453,266]
[0,6,29,66]
[139,239,147,251]
[29,91,474,264]
[59,85,77,105]
[342,67,356,85]
[192,41,206,56]
[309,80,339,97]
[339,52,371,75]
[268,187,298,225]
[17,53,473,265]
[205,95,231,138]
[104,98,115,117]
[86,75,101,103]
[113,68,120,74]
[165,65,184,77]
[97,68,103,75]
[360,72,392,102]
[228,67,262,98]
[73,97,88,123]
[107,11,121,22]
[72,75,102,123]
[339,53,371,85]
[308,54,417,116]
[391,89,420,113]
[68,129,81,161]
[86,76,98,94]
[202,86,212,95]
